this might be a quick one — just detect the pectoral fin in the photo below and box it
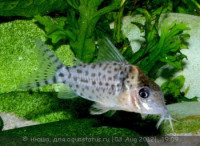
[105,110,116,117]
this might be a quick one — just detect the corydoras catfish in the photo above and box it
[19,38,176,131]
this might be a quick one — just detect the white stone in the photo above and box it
[122,15,145,52]
[0,112,39,131]
[167,102,200,119]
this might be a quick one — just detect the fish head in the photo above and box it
[125,66,168,116]
[125,66,176,131]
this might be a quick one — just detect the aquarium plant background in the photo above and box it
[0,0,200,138]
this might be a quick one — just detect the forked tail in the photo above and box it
[18,39,66,89]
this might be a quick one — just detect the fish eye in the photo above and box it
[139,87,150,98]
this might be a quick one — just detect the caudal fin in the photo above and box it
[19,39,64,89]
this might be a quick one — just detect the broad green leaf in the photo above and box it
[161,75,198,103]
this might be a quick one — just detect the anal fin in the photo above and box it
[58,84,78,99]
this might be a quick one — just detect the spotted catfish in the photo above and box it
[19,38,176,131]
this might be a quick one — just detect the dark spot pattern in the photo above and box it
[114,68,118,72]
[73,77,77,81]
[114,75,118,80]
[48,54,54,59]
[91,64,96,69]
[111,84,115,90]
[45,80,48,84]
[102,75,106,79]
[99,63,102,67]
[57,64,63,70]
[108,91,112,95]
[98,72,101,77]
[53,58,59,63]
[53,76,57,83]
[44,48,48,52]
[99,81,102,86]
[36,82,40,87]
[92,81,96,85]
[81,78,88,83]
[77,69,82,73]
[85,71,89,76]
[91,73,96,77]
[136,66,160,91]
[129,67,133,73]
[59,73,64,77]
[107,70,112,74]
[103,63,109,70]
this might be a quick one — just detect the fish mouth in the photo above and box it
[141,101,168,115]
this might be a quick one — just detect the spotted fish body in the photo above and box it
[57,62,138,113]
[20,38,176,131]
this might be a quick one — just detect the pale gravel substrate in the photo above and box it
[0,112,39,131]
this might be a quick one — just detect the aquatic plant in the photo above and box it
[161,75,198,104]
[35,0,123,62]
[128,9,190,78]
[0,0,200,137]
[0,0,196,105]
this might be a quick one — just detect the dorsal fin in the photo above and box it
[96,38,127,63]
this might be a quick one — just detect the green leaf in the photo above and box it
[161,75,198,103]
[133,18,190,76]
[35,15,76,43]
[66,0,79,10]
[161,75,185,98]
